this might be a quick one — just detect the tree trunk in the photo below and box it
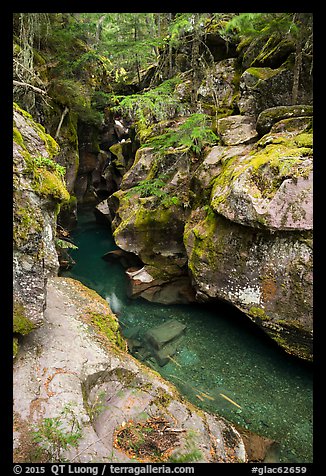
[95,15,106,45]
[292,30,302,104]
[168,13,173,78]
[191,28,201,104]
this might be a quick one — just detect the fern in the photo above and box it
[110,77,185,126]
[126,177,166,199]
[144,113,218,157]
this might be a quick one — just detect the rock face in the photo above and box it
[185,125,313,361]
[107,104,313,360]
[13,277,247,463]
[217,115,258,145]
[13,103,70,354]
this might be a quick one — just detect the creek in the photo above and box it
[60,207,313,463]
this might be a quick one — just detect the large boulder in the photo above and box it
[217,115,258,145]
[256,105,313,136]
[210,132,313,231]
[238,59,313,118]
[108,146,196,303]
[197,58,239,115]
[184,209,312,361]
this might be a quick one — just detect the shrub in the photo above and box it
[32,404,82,463]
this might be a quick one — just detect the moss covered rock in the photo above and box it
[238,60,313,118]
[197,58,240,116]
[210,131,313,231]
[217,115,258,145]
[256,105,313,136]
[13,103,70,342]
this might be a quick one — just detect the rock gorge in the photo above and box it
[13,13,313,463]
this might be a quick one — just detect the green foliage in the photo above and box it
[221,13,298,40]
[69,50,112,76]
[32,404,82,463]
[49,79,103,126]
[111,76,185,126]
[144,113,218,156]
[126,176,181,209]
[55,239,78,250]
[127,177,166,199]
[33,156,66,177]
[168,429,203,462]
[168,13,211,46]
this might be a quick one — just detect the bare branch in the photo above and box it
[13,80,47,96]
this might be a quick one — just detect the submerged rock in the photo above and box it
[143,319,187,366]
[145,319,187,350]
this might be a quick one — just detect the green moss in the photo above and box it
[135,119,154,144]
[85,310,126,350]
[13,127,27,151]
[151,387,173,410]
[246,66,280,81]
[294,133,313,148]
[13,338,19,359]
[134,203,174,228]
[13,201,44,246]
[249,306,269,321]
[211,134,312,208]
[14,103,60,158]
[185,207,220,277]
[109,143,125,167]
[14,102,69,202]
[33,169,70,201]
[13,301,35,335]
[14,102,33,119]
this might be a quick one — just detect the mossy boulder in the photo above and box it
[119,147,157,191]
[256,105,313,136]
[238,34,295,70]
[210,131,313,231]
[238,59,313,118]
[197,58,240,115]
[217,115,258,145]
[108,145,195,303]
[111,190,188,274]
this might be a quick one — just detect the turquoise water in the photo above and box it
[61,208,313,463]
